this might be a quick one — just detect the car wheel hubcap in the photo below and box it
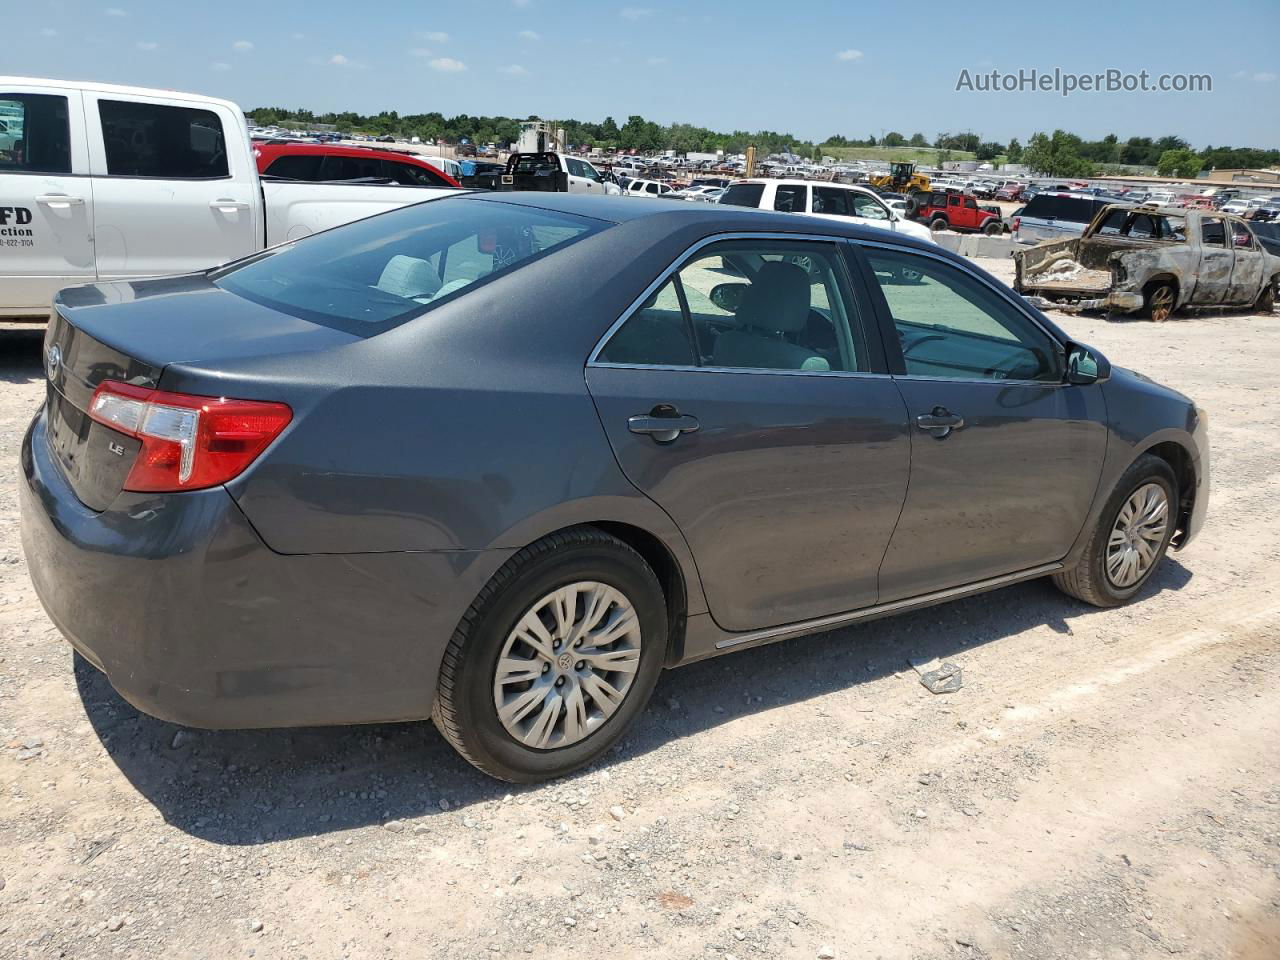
[1150,287,1173,322]
[493,581,642,750]
[1106,482,1169,589]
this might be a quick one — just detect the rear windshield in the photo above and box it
[719,182,766,208]
[1021,194,1109,223]
[213,198,603,334]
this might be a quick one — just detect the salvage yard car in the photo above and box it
[1015,204,1280,319]
[22,193,1208,782]
[719,178,935,243]
[0,77,461,324]
[908,191,1005,235]
[1013,192,1116,245]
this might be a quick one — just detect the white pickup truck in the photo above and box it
[1,77,459,323]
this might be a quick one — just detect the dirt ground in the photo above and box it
[1,265,1278,960]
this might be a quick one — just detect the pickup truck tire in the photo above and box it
[982,220,1003,236]
[1053,454,1178,608]
[1142,280,1177,323]
[929,217,949,233]
[1255,276,1278,313]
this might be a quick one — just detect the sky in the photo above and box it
[6,0,1280,149]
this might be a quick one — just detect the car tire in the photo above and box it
[1142,280,1177,322]
[431,526,667,783]
[929,217,949,232]
[983,220,1003,236]
[1255,276,1277,313]
[1053,454,1178,608]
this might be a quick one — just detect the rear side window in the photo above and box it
[773,184,807,213]
[263,154,323,180]
[813,186,851,216]
[719,182,765,208]
[1021,194,1099,223]
[0,93,71,174]
[386,161,452,187]
[317,153,384,181]
[1202,218,1226,247]
[214,199,604,335]
[99,100,228,178]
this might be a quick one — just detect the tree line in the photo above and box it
[247,106,1279,177]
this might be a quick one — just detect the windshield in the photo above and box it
[214,198,604,334]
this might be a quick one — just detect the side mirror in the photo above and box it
[1065,342,1111,385]
[709,282,748,313]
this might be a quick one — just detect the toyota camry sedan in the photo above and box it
[21,193,1208,782]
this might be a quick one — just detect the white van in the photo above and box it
[717,179,935,243]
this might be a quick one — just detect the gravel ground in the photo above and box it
[1,268,1278,960]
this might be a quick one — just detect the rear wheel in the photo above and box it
[1142,280,1176,322]
[1053,454,1177,607]
[432,527,666,782]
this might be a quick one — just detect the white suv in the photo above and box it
[718,179,935,243]
[625,178,677,198]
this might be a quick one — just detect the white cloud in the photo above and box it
[212,62,231,72]
[836,48,863,61]
[519,29,541,41]
[500,64,528,75]
[233,39,253,52]
[104,6,127,16]
[429,57,466,72]
[1255,71,1277,83]
[40,27,58,37]
[410,47,434,57]
[619,6,653,19]
[420,31,449,43]
[136,40,157,50]
[329,53,349,66]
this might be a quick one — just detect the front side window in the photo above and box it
[851,194,889,220]
[599,240,867,373]
[0,93,71,174]
[386,161,452,187]
[565,157,585,177]
[866,248,1063,383]
[214,198,603,335]
[1230,221,1254,249]
[99,100,228,178]
[773,184,807,213]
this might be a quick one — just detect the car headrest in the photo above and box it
[736,260,811,333]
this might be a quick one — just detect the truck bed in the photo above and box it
[1020,259,1111,295]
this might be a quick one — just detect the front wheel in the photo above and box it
[1053,454,1177,607]
[432,527,667,782]
[983,219,1003,236]
[929,217,949,232]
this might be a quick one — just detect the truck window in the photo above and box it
[1127,214,1158,239]
[0,93,71,174]
[99,100,228,179]
[1202,218,1226,247]
[1230,221,1254,249]
[264,154,323,180]
[851,194,889,220]
[1097,209,1128,235]
[812,187,851,216]
[318,154,384,181]
[719,182,766,208]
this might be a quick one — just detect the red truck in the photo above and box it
[909,190,1005,235]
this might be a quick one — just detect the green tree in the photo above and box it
[1156,149,1203,178]
[908,132,927,147]
[975,141,1004,161]
[883,131,906,147]
[1006,137,1023,162]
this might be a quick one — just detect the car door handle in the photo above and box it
[628,407,700,443]
[35,194,84,207]
[209,199,250,212]
[915,407,964,439]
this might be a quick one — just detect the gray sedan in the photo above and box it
[21,193,1209,782]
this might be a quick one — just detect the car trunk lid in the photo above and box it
[44,274,358,511]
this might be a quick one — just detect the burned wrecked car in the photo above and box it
[1014,205,1280,320]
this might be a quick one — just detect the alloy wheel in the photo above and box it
[492,581,642,750]
[1105,482,1169,588]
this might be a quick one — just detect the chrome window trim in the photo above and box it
[589,361,890,381]
[585,230,866,368]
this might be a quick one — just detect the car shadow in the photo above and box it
[0,329,45,385]
[74,558,1193,845]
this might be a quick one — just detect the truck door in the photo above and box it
[1194,217,1235,305]
[564,157,601,195]
[0,84,95,317]
[83,92,257,280]
[1226,220,1265,305]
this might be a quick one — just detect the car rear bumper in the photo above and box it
[20,409,510,729]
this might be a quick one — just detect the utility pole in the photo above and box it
[745,145,757,178]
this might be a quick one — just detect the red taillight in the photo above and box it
[87,380,292,492]
[1012,216,1021,233]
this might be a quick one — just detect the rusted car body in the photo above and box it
[1014,205,1280,320]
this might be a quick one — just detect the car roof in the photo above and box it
[733,178,881,196]
[461,192,942,249]
[255,142,437,167]
[0,75,236,112]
